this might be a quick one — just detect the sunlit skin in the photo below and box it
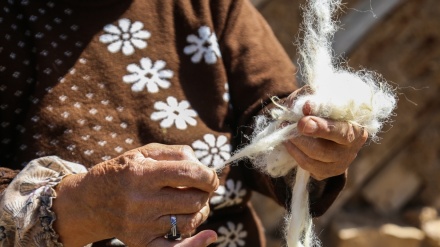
[52,87,367,247]
[283,87,368,181]
[53,144,219,247]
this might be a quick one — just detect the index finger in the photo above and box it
[145,159,219,193]
[136,143,200,162]
[297,116,367,145]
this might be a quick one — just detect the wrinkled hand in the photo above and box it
[54,143,219,247]
[282,87,368,181]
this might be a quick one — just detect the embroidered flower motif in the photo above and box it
[184,26,221,64]
[151,96,198,130]
[99,18,151,55]
[223,83,230,102]
[109,238,126,246]
[123,58,173,93]
[215,222,247,247]
[210,179,247,209]
[192,134,231,169]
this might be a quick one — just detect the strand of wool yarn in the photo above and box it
[219,0,397,246]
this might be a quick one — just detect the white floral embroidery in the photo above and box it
[210,179,247,209]
[123,57,173,93]
[151,96,198,130]
[99,18,151,55]
[184,26,221,64]
[215,222,247,247]
[192,134,231,169]
[223,83,230,102]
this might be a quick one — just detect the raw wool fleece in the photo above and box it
[219,0,397,247]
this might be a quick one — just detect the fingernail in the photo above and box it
[304,120,318,134]
[206,235,217,245]
[302,101,313,115]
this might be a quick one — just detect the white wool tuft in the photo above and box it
[294,70,396,139]
[219,0,397,247]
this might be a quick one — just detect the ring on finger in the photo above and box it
[165,215,181,241]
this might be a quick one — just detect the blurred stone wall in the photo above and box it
[250,0,440,246]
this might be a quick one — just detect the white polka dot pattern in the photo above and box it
[0,1,232,173]
[0,2,143,164]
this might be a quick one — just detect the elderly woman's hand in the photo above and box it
[53,143,219,247]
[282,87,368,181]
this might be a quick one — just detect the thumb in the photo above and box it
[150,230,217,247]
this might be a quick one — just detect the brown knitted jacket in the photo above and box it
[0,0,345,246]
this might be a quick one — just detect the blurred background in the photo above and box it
[248,0,440,246]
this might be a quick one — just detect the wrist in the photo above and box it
[52,173,109,246]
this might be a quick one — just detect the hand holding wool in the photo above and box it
[283,109,368,181]
[220,0,397,246]
[282,88,368,181]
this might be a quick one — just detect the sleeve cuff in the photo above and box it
[0,156,87,246]
[309,173,346,217]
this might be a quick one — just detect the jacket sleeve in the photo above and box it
[0,169,19,194]
[0,156,88,247]
[218,0,346,216]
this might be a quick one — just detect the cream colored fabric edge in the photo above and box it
[0,156,87,247]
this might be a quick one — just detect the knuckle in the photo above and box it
[340,123,354,143]
[179,145,197,160]
[361,130,369,142]
[184,191,210,211]
[117,151,146,168]
[354,125,368,142]
[180,214,202,234]
[193,194,208,209]
[178,161,195,177]
[116,152,133,165]
[346,132,355,143]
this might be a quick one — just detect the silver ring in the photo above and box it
[165,215,181,240]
